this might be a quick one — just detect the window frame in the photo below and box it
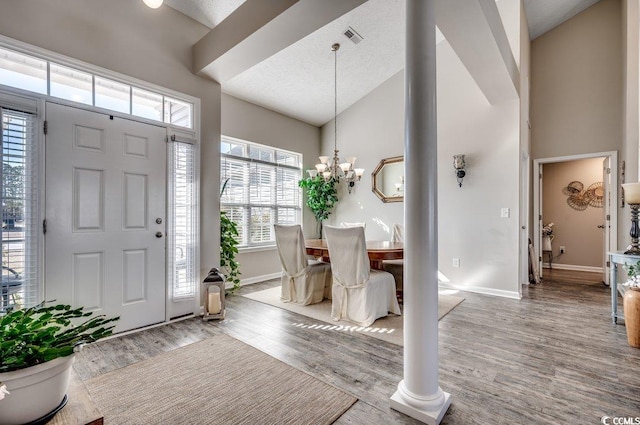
[221,136,303,249]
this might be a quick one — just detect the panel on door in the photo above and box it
[45,103,166,332]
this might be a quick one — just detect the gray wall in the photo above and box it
[0,0,222,283]
[321,37,521,297]
[530,0,626,250]
[530,0,622,160]
[221,93,321,281]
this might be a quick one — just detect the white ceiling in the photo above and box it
[166,0,602,127]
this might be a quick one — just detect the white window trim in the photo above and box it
[0,34,199,132]
[221,135,303,249]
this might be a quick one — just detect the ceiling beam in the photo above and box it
[435,0,519,104]
[193,0,367,83]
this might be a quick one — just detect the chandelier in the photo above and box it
[307,43,364,194]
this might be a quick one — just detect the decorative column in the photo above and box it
[390,0,451,423]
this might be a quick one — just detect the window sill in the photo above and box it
[238,245,277,254]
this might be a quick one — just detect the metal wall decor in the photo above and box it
[562,180,603,210]
[586,182,604,208]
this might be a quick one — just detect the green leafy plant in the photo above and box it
[0,302,119,373]
[624,260,640,288]
[298,175,339,237]
[220,179,241,293]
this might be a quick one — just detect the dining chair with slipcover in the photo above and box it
[340,222,366,229]
[274,224,332,305]
[324,225,401,327]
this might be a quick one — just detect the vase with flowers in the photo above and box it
[623,260,640,348]
[542,222,554,251]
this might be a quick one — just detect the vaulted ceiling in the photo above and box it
[165,0,601,127]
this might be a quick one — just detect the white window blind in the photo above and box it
[1,107,39,311]
[221,137,302,248]
[168,141,198,300]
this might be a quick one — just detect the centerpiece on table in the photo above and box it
[0,302,118,424]
[623,261,640,348]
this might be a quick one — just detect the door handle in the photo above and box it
[597,224,605,229]
[155,232,163,238]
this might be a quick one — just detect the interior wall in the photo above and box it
[542,158,605,269]
[221,93,321,281]
[321,37,521,297]
[530,0,624,246]
[0,0,223,284]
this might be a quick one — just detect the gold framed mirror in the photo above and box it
[372,156,404,203]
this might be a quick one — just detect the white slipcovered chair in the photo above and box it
[274,224,332,305]
[383,224,404,292]
[324,225,401,327]
[340,222,366,229]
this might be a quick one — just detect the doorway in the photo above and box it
[533,151,617,286]
[44,102,167,332]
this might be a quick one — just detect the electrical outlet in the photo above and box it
[501,208,510,218]
[560,246,565,254]
[453,258,460,268]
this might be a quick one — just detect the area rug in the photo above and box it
[242,286,464,347]
[85,334,357,425]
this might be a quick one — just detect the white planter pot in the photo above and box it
[542,235,554,251]
[0,354,75,425]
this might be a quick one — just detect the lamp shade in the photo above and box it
[623,183,640,204]
[143,0,163,8]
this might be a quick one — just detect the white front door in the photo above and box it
[45,103,167,332]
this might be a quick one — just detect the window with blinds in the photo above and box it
[1,107,39,312]
[168,141,198,300]
[221,137,302,247]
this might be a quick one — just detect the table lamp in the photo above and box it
[622,182,640,255]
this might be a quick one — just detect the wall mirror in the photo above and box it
[372,156,404,203]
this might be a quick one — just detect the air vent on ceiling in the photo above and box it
[343,26,364,45]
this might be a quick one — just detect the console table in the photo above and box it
[608,251,640,324]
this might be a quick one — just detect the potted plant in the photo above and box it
[220,179,241,293]
[298,175,339,238]
[0,302,118,425]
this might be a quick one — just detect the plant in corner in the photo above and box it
[298,175,339,238]
[0,302,118,425]
[220,179,241,293]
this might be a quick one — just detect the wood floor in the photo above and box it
[73,272,640,424]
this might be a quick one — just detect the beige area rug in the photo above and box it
[85,334,356,425]
[242,286,464,347]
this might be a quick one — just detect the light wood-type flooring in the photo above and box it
[73,272,640,424]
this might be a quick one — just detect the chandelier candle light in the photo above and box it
[307,43,364,194]
[623,182,640,255]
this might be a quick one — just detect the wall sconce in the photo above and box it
[453,154,466,187]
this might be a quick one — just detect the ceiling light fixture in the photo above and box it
[307,43,364,194]
[143,0,163,9]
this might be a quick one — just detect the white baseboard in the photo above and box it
[438,282,521,300]
[542,263,603,273]
[237,272,280,287]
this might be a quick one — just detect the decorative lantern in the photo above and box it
[202,268,225,321]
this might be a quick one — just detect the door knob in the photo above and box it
[155,232,163,238]
[597,224,605,229]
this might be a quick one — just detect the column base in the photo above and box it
[390,387,451,425]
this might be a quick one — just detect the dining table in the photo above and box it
[305,239,403,270]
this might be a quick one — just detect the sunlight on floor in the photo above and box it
[292,322,397,334]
